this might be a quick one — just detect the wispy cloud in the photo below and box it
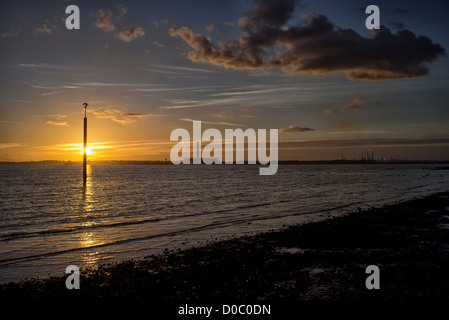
[115,4,128,17]
[159,96,253,109]
[88,108,153,124]
[0,143,23,149]
[0,28,21,38]
[70,81,156,88]
[46,120,69,126]
[10,99,31,103]
[180,118,243,127]
[241,106,259,112]
[152,41,165,48]
[209,111,235,119]
[209,107,259,121]
[34,24,52,35]
[131,85,226,95]
[18,63,67,70]
[151,64,215,73]
[152,19,169,29]
[41,91,59,96]
[209,86,298,97]
[32,84,79,90]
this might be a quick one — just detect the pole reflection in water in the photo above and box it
[82,164,93,212]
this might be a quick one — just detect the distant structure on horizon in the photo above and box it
[339,152,398,163]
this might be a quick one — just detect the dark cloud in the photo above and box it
[280,124,314,133]
[388,22,404,30]
[245,0,297,27]
[397,8,409,14]
[170,0,445,80]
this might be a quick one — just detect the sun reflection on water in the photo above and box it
[80,164,103,266]
[80,231,96,248]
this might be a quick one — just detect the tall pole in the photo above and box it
[83,102,88,186]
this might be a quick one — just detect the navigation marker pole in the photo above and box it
[82,102,88,186]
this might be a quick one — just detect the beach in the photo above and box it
[1,191,448,304]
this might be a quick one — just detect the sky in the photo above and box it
[0,0,448,161]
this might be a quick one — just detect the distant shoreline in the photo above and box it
[1,160,449,165]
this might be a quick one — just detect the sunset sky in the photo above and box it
[1,0,448,161]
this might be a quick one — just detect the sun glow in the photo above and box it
[84,147,92,155]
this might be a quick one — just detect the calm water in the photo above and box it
[0,164,448,283]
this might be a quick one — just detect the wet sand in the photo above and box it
[1,192,449,303]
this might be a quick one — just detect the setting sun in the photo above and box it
[84,147,92,155]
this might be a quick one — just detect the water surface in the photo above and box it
[1,164,448,283]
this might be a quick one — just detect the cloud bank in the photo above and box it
[170,0,445,80]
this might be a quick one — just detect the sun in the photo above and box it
[85,147,92,155]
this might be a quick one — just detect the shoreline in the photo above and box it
[1,191,449,302]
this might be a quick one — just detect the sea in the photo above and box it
[1,164,448,283]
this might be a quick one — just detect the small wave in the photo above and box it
[235,202,271,210]
[0,221,233,266]
[0,218,161,242]
[0,203,272,242]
